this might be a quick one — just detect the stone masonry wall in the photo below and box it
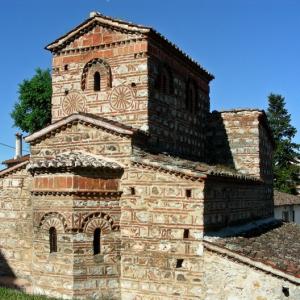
[147,40,211,160]
[207,110,273,182]
[203,250,300,300]
[0,167,32,282]
[51,22,213,161]
[28,124,132,299]
[31,173,121,299]
[203,177,273,231]
[120,164,205,299]
[259,121,273,184]
[30,122,132,165]
[51,24,149,130]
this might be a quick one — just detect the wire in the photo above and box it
[0,142,30,153]
[0,142,15,149]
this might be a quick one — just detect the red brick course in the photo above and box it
[33,175,119,191]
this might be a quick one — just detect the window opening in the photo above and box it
[94,72,101,91]
[49,227,57,253]
[93,228,101,255]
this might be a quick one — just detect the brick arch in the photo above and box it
[155,62,174,95]
[185,78,198,113]
[81,58,112,91]
[81,212,118,234]
[39,212,67,233]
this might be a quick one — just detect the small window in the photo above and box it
[176,259,184,268]
[183,229,189,239]
[282,286,289,297]
[49,227,57,253]
[64,64,68,71]
[130,187,135,195]
[155,67,172,95]
[93,228,101,255]
[185,189,192,198]
[94,72,101,91]
[292,211,295,222]
[186,81,197,113]
[282,211,289,222]
[161,72,169,94]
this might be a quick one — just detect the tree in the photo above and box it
[11,68,52,134]
[267,93,300,194]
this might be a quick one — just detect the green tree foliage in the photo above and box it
[267,93,300,194]
[11,68,52,134]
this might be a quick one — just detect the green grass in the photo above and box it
[0,287,58,300]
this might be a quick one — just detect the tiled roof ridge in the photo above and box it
[2,154,30,165]
[132,149,261,182]
[0,161,29,178]
[132,157,205,181]
[204,240,300,284]
[27,150,123,174]
[45,12,213,80]
[274,190,300,206]
[24,112,135,144]
[213,108,264,113]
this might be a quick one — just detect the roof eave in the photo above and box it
[45,15,150,52]
[0,161,29,178]
[148,29,214,81]
[24,113,134,144]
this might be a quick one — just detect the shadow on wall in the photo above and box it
[0,249,19,289]
[206,111,235,167]
[0,250,15,278]
[203,179,275,235]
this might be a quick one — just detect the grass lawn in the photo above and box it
[0,287,59,300]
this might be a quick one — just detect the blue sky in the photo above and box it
[0,0,300,166]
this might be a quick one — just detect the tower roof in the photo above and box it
[46,11,214,81]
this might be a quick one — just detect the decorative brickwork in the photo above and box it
[1,11,298,300]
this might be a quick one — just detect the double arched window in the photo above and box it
[93,228,101,255]
[49,227,57,253]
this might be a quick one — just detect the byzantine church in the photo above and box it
[0,12,299,300]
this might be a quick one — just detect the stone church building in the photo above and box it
[0,12,299,300]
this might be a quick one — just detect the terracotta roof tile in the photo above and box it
[274,190,300,206]
[2,154,30,165]
[132,148,260,181]
[27,151,122,173]
[209,222,300,278]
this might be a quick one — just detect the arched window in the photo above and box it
[154,65,173,95]
[161,70,169,94]
[186,81,197,113]
[94,72,101,91]
[93,228,101,255]
[49,227,57,253]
